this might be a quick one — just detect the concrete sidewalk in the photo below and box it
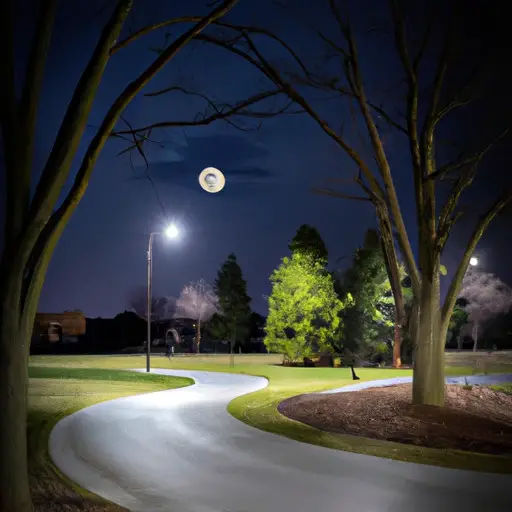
[49,369,512,512]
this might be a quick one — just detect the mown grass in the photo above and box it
[30,353,284,369]
[228,368,512,475]
[28,367,192,511]
[29,354,512,478]
[28,365,192,385]
[491,383,512,394]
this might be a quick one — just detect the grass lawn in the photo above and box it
[28,366,192,511]
[29,354,512,482]
[491,383,512,394]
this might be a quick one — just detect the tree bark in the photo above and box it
[412,276,445,406]
[392,319,402,368]
[0,273,32,512]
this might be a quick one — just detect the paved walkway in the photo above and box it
[49,369,512,512]
[321,373,512,394]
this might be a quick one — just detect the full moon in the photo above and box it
[469,257,478,267]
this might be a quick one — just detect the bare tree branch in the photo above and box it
[18,0,58,202]
[442,192,512,328]
[111,17,201,54]
[195,16,423,295]
[421,4,460,178]
[0,0,39,249]
[429,129,509,181]
[312,188,372,202]
[2,0,58,251]
[343,15,421,292]
[199,32,388,200]
[390,0,424,247]
[20,0,240,317]
[146,84,302,121]
[112,15,312,82]
[288,72,408,134]
[111,88,285,136]
[175,279,218,322]
[117,117,169,215]
[412,3,435,70]
[25,0,134,257]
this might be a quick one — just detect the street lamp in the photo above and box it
[146,224,179,372]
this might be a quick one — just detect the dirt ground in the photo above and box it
[279,384,512,455]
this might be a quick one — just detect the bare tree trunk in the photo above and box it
[196,318,201,353]
[0,273,33,512]
[457,335,463,350]
[412,276,445,406]
[392,319,402,368]
[378,214,405,370]
[472,322,479,352]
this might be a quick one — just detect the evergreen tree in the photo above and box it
[447,299,469,350]
[210,254,252,352]
[335,229,410,366]
[265,252,349,363]
[289,224,328,263]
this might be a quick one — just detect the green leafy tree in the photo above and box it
[289,224,328,263]
[335,229,411,366]
[205,2,511,406]
[265,252,349,362]
[210,254,252,353]
[447,300,469,350]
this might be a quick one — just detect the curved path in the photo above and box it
[49,370,512,512]
[322,373,512,394]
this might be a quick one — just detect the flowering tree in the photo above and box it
[175,279,218,352]
[459,271,512,351]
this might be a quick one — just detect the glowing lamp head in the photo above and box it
[164,224,179,239]
[469,257,478,267]
[199,167,225,193]
[205,173,217,186]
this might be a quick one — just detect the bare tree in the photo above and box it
[459,271,512,351]
[0,1,292,508]
[129,287,176,321]
[139,0,510,406]
[175,279,218,352]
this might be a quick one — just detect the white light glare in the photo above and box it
[164,224,179,239]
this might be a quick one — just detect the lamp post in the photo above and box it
[146,224,179,373]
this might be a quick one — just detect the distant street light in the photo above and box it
[146,224,179,372]
[470,257,478,267]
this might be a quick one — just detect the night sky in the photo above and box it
[6,0,511,318]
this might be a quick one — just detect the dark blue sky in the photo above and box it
[7,0,510,318]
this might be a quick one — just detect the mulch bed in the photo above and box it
[278,384,512,455]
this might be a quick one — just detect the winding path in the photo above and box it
[49,370,512,512]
